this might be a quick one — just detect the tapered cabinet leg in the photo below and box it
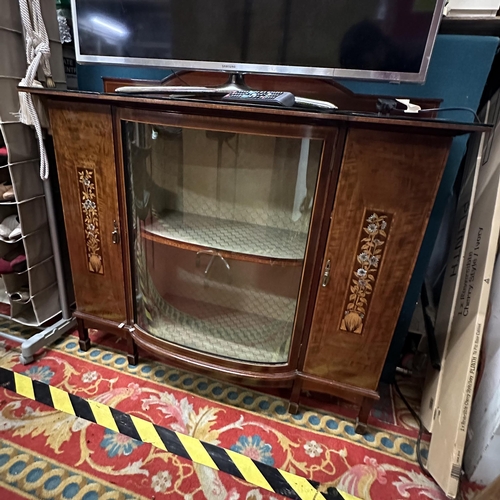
[355,397,374,435]
[288,379,302,414]
[77,318,91,351]
[127,335,139,366]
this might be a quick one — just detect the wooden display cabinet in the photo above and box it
[27,74,484,432]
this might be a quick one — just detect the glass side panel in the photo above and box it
[124,122,323,364]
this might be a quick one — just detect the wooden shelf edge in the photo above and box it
[439,16,500,36]
[22,86,489,135]
[141,227,304,267]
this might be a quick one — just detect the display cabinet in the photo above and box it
[124,114,331,368]
[29,74,485,431]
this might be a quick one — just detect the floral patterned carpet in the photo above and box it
[0,323,481,500]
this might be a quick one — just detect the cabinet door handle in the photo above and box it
[112,220,120,244]
[322,259,331,287]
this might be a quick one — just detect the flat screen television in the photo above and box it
[72,0,445,83]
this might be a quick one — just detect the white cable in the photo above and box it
[17,0,54,179]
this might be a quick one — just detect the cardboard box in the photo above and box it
[423,90,500,497]
[464,251,500,484]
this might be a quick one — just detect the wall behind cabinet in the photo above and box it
[76,34,499,380]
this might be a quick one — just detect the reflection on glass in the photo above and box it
[124,122,323,363]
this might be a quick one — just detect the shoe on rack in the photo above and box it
[0,215,21,240]
[0,183,14,201]
[2,186,15,201]
[0,250,26,274]
[9,288,30,303]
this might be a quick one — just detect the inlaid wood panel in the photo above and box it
[49,103,127,322]
[339,209,393,334]
[76,167,104,274]
[303,127,452,390]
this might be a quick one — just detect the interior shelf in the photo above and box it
[0,194,44,206]
[3,256,57,297]
[142,294,292,364]
[137,250,296,364]
[8,283,60,326]
[144,210,309,264]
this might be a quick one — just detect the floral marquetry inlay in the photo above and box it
[77,168,104,274]
[340,210,393,334]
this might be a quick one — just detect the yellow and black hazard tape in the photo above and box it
[0,366,360,500]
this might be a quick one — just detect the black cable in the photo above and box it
[418,106,481,124]
[353,105,483,124]
[393,378,432,477]
[169,69,191,87]
[421,283,441,371]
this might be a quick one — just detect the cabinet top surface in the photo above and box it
[24,87,489,136]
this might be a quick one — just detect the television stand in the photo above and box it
[26,79,484,436]
[114,72,338,110]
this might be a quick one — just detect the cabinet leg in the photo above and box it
[127,335,139,366]
[355,397,373,435]
[77,318,91,352]
[288,379,302,415]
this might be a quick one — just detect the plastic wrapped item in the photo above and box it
[57,9,72,43]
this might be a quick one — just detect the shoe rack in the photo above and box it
[0,0,75,362]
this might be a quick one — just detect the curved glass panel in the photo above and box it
[123,121,323,363]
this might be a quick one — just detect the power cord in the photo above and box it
[160,69,191,87]
[393,378,432,477]
[417,106,482,124]
[374,100,483,124]
[171,69,191,86]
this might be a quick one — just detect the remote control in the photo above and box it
[222,90,295,107]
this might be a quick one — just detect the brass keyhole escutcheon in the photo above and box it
[112,220,120,244]
[322,259,331,287]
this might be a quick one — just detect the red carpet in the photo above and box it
[0,324,482,500]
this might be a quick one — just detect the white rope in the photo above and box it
[17,0,54,179]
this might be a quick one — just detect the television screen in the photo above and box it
[73,0,445,82]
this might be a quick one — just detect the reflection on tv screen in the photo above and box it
[76,0,437,75]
